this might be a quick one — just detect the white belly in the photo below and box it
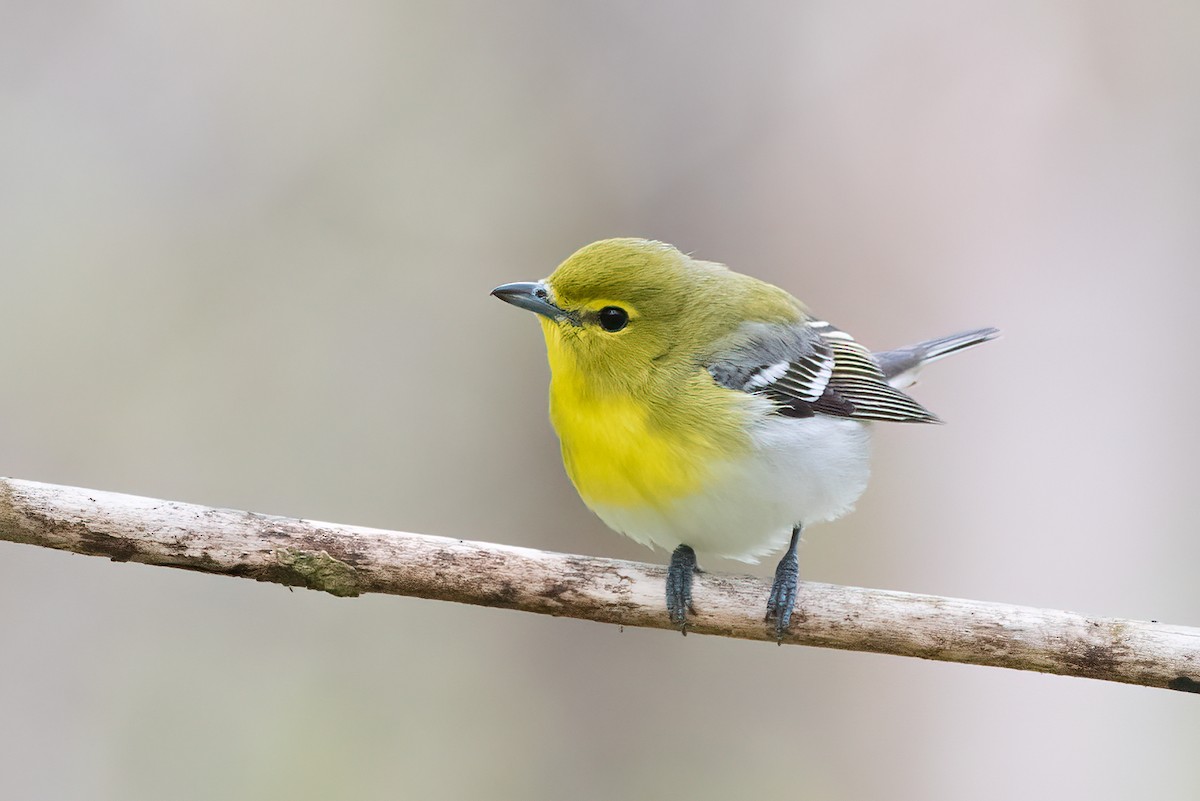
[589,415,872,563]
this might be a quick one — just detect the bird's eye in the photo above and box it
[597,306,629,332]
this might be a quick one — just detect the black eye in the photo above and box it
[597,306,629,332]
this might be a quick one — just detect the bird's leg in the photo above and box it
[765,525,801,639]
[666,544,699,634]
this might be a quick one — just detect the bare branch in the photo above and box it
[1,477,1196,693]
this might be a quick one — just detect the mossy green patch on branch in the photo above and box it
[273,547,361,597]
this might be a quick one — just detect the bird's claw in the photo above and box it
[667,544,699,634]
[765,537,800,640]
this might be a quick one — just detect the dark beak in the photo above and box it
[491,281,576,324]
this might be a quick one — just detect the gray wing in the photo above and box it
[706,320,941,424]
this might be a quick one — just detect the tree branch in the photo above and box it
[1,477,1196,693]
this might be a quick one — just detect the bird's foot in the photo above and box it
[764,526,801,640]
[666,544,699,634]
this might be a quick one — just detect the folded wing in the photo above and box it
[706,319,941,424]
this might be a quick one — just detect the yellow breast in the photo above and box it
[546,354,753,510]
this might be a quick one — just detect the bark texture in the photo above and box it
[1,477,1196,693]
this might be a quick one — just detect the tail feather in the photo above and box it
[874,327,999,389]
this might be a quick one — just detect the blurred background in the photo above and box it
[2,2,1198,799]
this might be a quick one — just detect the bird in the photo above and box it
[492,238,997,636]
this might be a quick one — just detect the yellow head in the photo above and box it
[492,238,801,400]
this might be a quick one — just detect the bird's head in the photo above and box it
[493,238,735,395]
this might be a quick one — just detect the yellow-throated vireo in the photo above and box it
[493,238,997,636]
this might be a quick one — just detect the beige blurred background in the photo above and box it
[2,2,1198,799]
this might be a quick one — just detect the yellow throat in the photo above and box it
[540,317,754,510]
